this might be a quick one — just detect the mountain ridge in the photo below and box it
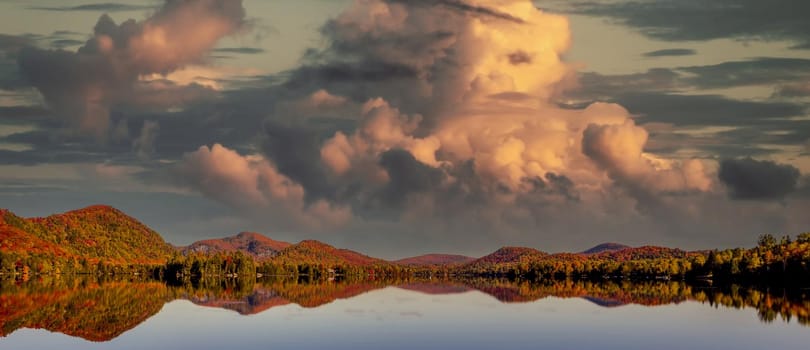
[1,205,691,269]
[581,242,631,255]
[181,232,291,260]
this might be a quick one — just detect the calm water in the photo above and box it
[1,277,809,349]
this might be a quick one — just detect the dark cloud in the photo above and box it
[49,39,85,49]
[614,92,805,127]
[0,34,33,54]
[16,0,246,138]
[774,83,810,98]
[287,60,420,86]
[28,3,156,12]
[0,35,33,89]
[377,148,445,207]
[679,57,810,90]
[261,121,334,202]
[212,47,265,55]
[0,106,51,123]
[562,0,810,49]
[642,48,696,57]
[387,0,526,23]
[571,58,810,100]
[573,68,681,100]
[719,157,801,200]
[544,173,580,201]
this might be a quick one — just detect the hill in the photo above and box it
[581,243,630,255]
[393,254,475,266]
[471,246,547,265]
[182,232,291,260]
[594,246,688,261]
[274,240,388,267]
[1,210,70,257]
[0,205,174,265]
[461,246,547,272]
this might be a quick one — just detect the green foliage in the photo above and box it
[3,206,809,287]
[1,206,173,273]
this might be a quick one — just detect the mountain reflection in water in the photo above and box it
[1,276,808,342]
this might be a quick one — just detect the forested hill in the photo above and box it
[3,205,810,285]
[181,232,291,260]
[0,205,174,266]
[273,240,389,267]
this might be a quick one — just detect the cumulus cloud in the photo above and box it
[83,0,795,253]
[718,157,801,200]
[235,0,717,234]
[582,119,712,194]
[175,143,351,229]
[17,0,245,138]
[3,0,809,254]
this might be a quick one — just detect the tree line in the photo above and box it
[3,233,810,286]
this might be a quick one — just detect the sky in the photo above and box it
[0,0,809,258]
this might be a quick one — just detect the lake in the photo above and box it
[1,277,808,349]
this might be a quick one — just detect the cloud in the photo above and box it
[28,3,155,12]
[1,0,809,254]
[718,157,801,200]
[642,48,696,57]
[387,0,527,23]
[211,47,265,55]
[560,0,810,49]
[17,0,246,138]
[175,143,351,229]
[611,92,805,127]
[582,119,713,194]
[228,0,719,235]
[0,34,33,54]
[678,57,810,90]
[570,58,810,100]
[133,120,159,160]
[775,82,810,98]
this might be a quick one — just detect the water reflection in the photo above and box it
[1,276,808,342]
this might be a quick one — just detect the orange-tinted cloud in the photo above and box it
[301,0,714,211]
[176,144,352,229]
[18,0,245,138]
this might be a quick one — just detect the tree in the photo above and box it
[758,234,777,249]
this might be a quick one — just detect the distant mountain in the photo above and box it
[182,232,291,260]
[470,246,547,265]
[1,205,694,276]
[393,254,475,266]
[581,243,630,255]
[1,205,173,264]
[274,240,388,266]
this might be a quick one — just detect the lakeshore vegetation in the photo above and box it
[1,205,809,286]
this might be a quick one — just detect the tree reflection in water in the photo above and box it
[1,276,808,341]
